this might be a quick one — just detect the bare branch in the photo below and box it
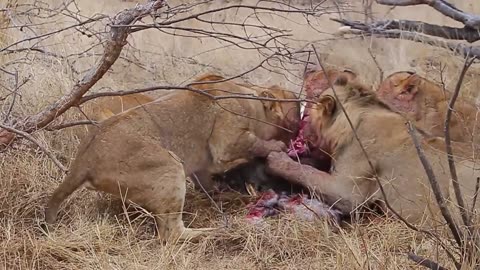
[406,121,463,247]
[377,0,425,5]
[407,252,448,270]
[444,56,476,229]
[78,85,312,106]
[152,4,318,27]
[0,123,67,172]
[45,120,97,131]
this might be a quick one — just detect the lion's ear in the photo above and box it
[320,95,336,115]
[402,74,420,97]
[259,90,276,110]
[334,75,349,86]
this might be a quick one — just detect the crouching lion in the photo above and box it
[266,76,480,225]
[376,71,480,144]
[44,73,300,241]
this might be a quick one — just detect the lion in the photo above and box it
[376,71,480,144]
[44,73,300,241]
[266,76,480,225]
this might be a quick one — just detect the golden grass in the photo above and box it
[0,148,459,269]
[1,0,480,269]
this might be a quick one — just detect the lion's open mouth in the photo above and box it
[287,111,333,173]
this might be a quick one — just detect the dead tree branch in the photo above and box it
[19,0,166,133]
[332,0,480,60]
[79,85,312,106]
[333,19,480,59]
[377,0,480,30]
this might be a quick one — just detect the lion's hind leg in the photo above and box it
[93,146,216,243]
[141,152,216,243]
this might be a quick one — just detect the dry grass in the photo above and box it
[2,0,480,269]
[0,148,458,269]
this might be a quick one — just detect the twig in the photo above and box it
[367,47,384,83]
[298,51,311,99]
[444,56,476,229]
[407,122,463,248]
[470,177,480,218]
[0,15,107,53]
[408,252,448,270]
[79,85,313,106]
[45,120,97,131]
[0,67,18,124]
[0,123,67,172]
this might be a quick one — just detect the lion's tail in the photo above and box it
[44,166,90,225]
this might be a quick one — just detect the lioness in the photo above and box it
[44,73,300,241]
[266,76,480,225]
[376,71,480,144]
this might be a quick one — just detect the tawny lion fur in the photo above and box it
[73,93,155,140]
[377,71,480,144]
[45,73,300,241]
[267,76,480,225]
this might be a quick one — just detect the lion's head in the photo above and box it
[256,86,301,140]
[303,67,357,102]
[308,75,385,154]
[375,71,444,116]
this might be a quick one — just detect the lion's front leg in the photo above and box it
[249,136,287,158]
[266,151,331,186]
[266,151,365,213]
